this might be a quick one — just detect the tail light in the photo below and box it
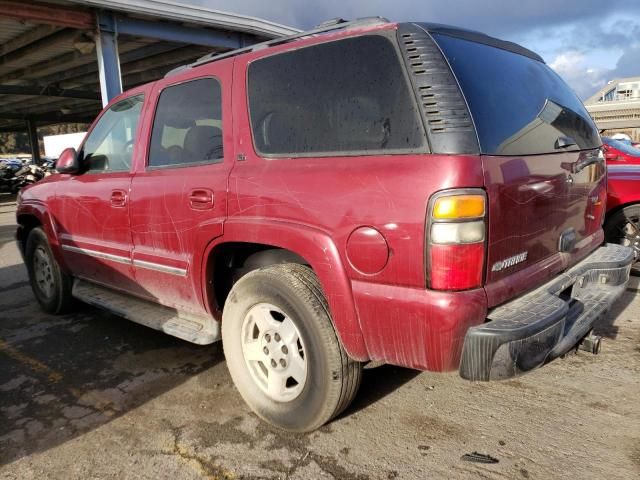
[427,189,487,291]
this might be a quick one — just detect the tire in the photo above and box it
[605,204,640,275]
[222,263,362,432]
[25,227,74,314]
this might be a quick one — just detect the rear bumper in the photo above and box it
[459,243,633,381]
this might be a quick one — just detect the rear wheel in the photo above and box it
[25,227,74,313]
[605,204,640,274]
[222,264,362,432]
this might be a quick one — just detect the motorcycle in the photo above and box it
[0,158,24,194]
[13,163,46,189]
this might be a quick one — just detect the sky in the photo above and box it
[186,0,640,100]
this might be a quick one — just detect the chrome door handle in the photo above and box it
[110,189,127,207]
[189,189,214,210]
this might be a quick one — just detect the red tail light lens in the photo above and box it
[429,243,485,290]
[427,190,487,291]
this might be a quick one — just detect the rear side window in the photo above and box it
[149,78,223,167]
[433,34,601,155]
[247,35,426,157]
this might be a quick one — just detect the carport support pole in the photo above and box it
[26,118,41,165]
[95,13,122,106]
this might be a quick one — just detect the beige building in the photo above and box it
[584,76,640,140]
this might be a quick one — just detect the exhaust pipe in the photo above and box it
[578,331,602,354]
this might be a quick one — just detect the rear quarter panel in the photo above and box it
[230,50,485,361]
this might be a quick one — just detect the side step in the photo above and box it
[72,279,220,345]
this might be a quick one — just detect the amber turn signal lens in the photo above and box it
[432,195,485,219]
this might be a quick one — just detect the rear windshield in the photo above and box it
[433,33,601,155]
[247,34,426,157]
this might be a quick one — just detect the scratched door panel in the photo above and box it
[129,66,233,313]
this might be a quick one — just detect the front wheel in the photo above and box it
[605,204,640,275]
[25,227,74,314]
[222,264,362,432]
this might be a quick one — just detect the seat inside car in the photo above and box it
[183,125,223,162]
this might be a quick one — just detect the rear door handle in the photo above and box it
[110,189,127,207]
[189,188,214,210]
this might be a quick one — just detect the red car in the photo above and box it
[16,19,633,431]
[605,166,640,273]
[602,136,640,164]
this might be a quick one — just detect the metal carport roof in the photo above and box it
[0,0,298,144]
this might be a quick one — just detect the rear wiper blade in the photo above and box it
[555,136,577,149]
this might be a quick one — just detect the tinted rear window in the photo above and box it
[433,34,601,155]
[247,35,426,157]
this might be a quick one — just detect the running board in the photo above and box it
[72,279,220,345]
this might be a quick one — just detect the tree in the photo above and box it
[0,123,89,155]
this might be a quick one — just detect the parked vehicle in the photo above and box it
[41,157,57,175]
[16,19,633,432]
[605,165,640,273]
[13,163,47,190]
[0,158,24,193]
[602,136,640,164]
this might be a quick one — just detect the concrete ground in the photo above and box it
[0,193,639,480]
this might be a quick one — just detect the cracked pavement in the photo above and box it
[1,194,639,479]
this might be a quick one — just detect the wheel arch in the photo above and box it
[604,201,640,229]
[16,202,66,269]
[200,220,369,361]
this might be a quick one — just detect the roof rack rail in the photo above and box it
[165,16,389,78]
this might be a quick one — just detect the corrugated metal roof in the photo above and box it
[0,0,299,132]
[64,0,301,38]
[0,19,35,44]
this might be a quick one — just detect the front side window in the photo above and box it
[81,95,144,173]
[149,78,224,167]
[247,34,426,157]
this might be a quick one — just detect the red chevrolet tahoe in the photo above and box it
[16,19,633,432]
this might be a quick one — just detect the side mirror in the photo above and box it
[56,148,80,174]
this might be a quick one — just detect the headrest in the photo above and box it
[183,125,223,161]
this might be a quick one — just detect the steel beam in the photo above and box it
[95,13,122,106]
[0,112,96,123]
[0,84,99,100]
[0,1,94,29]
[114,15,245,48]
[26,118,41,164]
[0,97,100,117]
[0,124,26,133]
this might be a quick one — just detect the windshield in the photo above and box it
[603,137,640,157]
